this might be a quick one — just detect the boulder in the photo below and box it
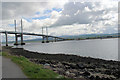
[76,63,85,69]
[104,70,111,75]
[82,71,90,76]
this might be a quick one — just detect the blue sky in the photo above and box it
[44,8,62,14]
[8,24,15,27]
[18,8,63,23]
[32,15,51,20]
[35,12,40,15]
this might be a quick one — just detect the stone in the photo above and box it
[76,63,85,69]
[104,70,111,75]
[89,75,95,80]
[57,68,64,75]
[44,63,51,69]
[69,73,76,78]
[95,76,101,80]
[57,63,64,68]
[68,63,78,69]
[66,71,70,75]
[82,71,90,76]
[51,65,56,68]
[65,65,71,69]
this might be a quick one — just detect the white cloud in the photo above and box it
[1,0,118,42]
[51,2,117,27]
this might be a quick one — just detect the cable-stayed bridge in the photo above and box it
[0,19,66,46]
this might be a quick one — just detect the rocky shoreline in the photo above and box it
[2,46,120,80]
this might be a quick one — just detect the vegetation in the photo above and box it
[0,52,2,56]
[1,52,72,80]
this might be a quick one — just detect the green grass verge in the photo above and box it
[1,52,72,80]
[0,52,2,56]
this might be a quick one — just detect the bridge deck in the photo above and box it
[0,31,64,39]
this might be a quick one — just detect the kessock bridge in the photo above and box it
[0,19,66,46]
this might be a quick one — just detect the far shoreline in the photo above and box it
[1,37,119,44]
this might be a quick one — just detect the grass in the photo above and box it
[1,52,72,80]
[0,52,2,56]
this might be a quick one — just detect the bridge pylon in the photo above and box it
[5,31,8,46]
[14,34,18,45]
[55,38,57,42]
[14,19,25,46]
[20,19,25,45]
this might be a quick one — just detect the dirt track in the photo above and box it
[2,57,27,78]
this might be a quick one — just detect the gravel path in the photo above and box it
[2,57,27,78]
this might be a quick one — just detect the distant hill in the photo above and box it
[2,33,119,43]
[60,33,119,39]
[24,33,119,41]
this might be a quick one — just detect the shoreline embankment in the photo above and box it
[2,46,120,80]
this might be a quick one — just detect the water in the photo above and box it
[5,38,117,61]
[15,38,118,61]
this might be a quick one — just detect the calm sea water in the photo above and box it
[16,38,118,61]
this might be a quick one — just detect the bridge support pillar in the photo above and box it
[5,32,8,46]
[14,34,18,45]
[55,38,57,42]
[42,36,45,43]
[21,34,25,45]
[46,36,49,43]
[14,34,25,45]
